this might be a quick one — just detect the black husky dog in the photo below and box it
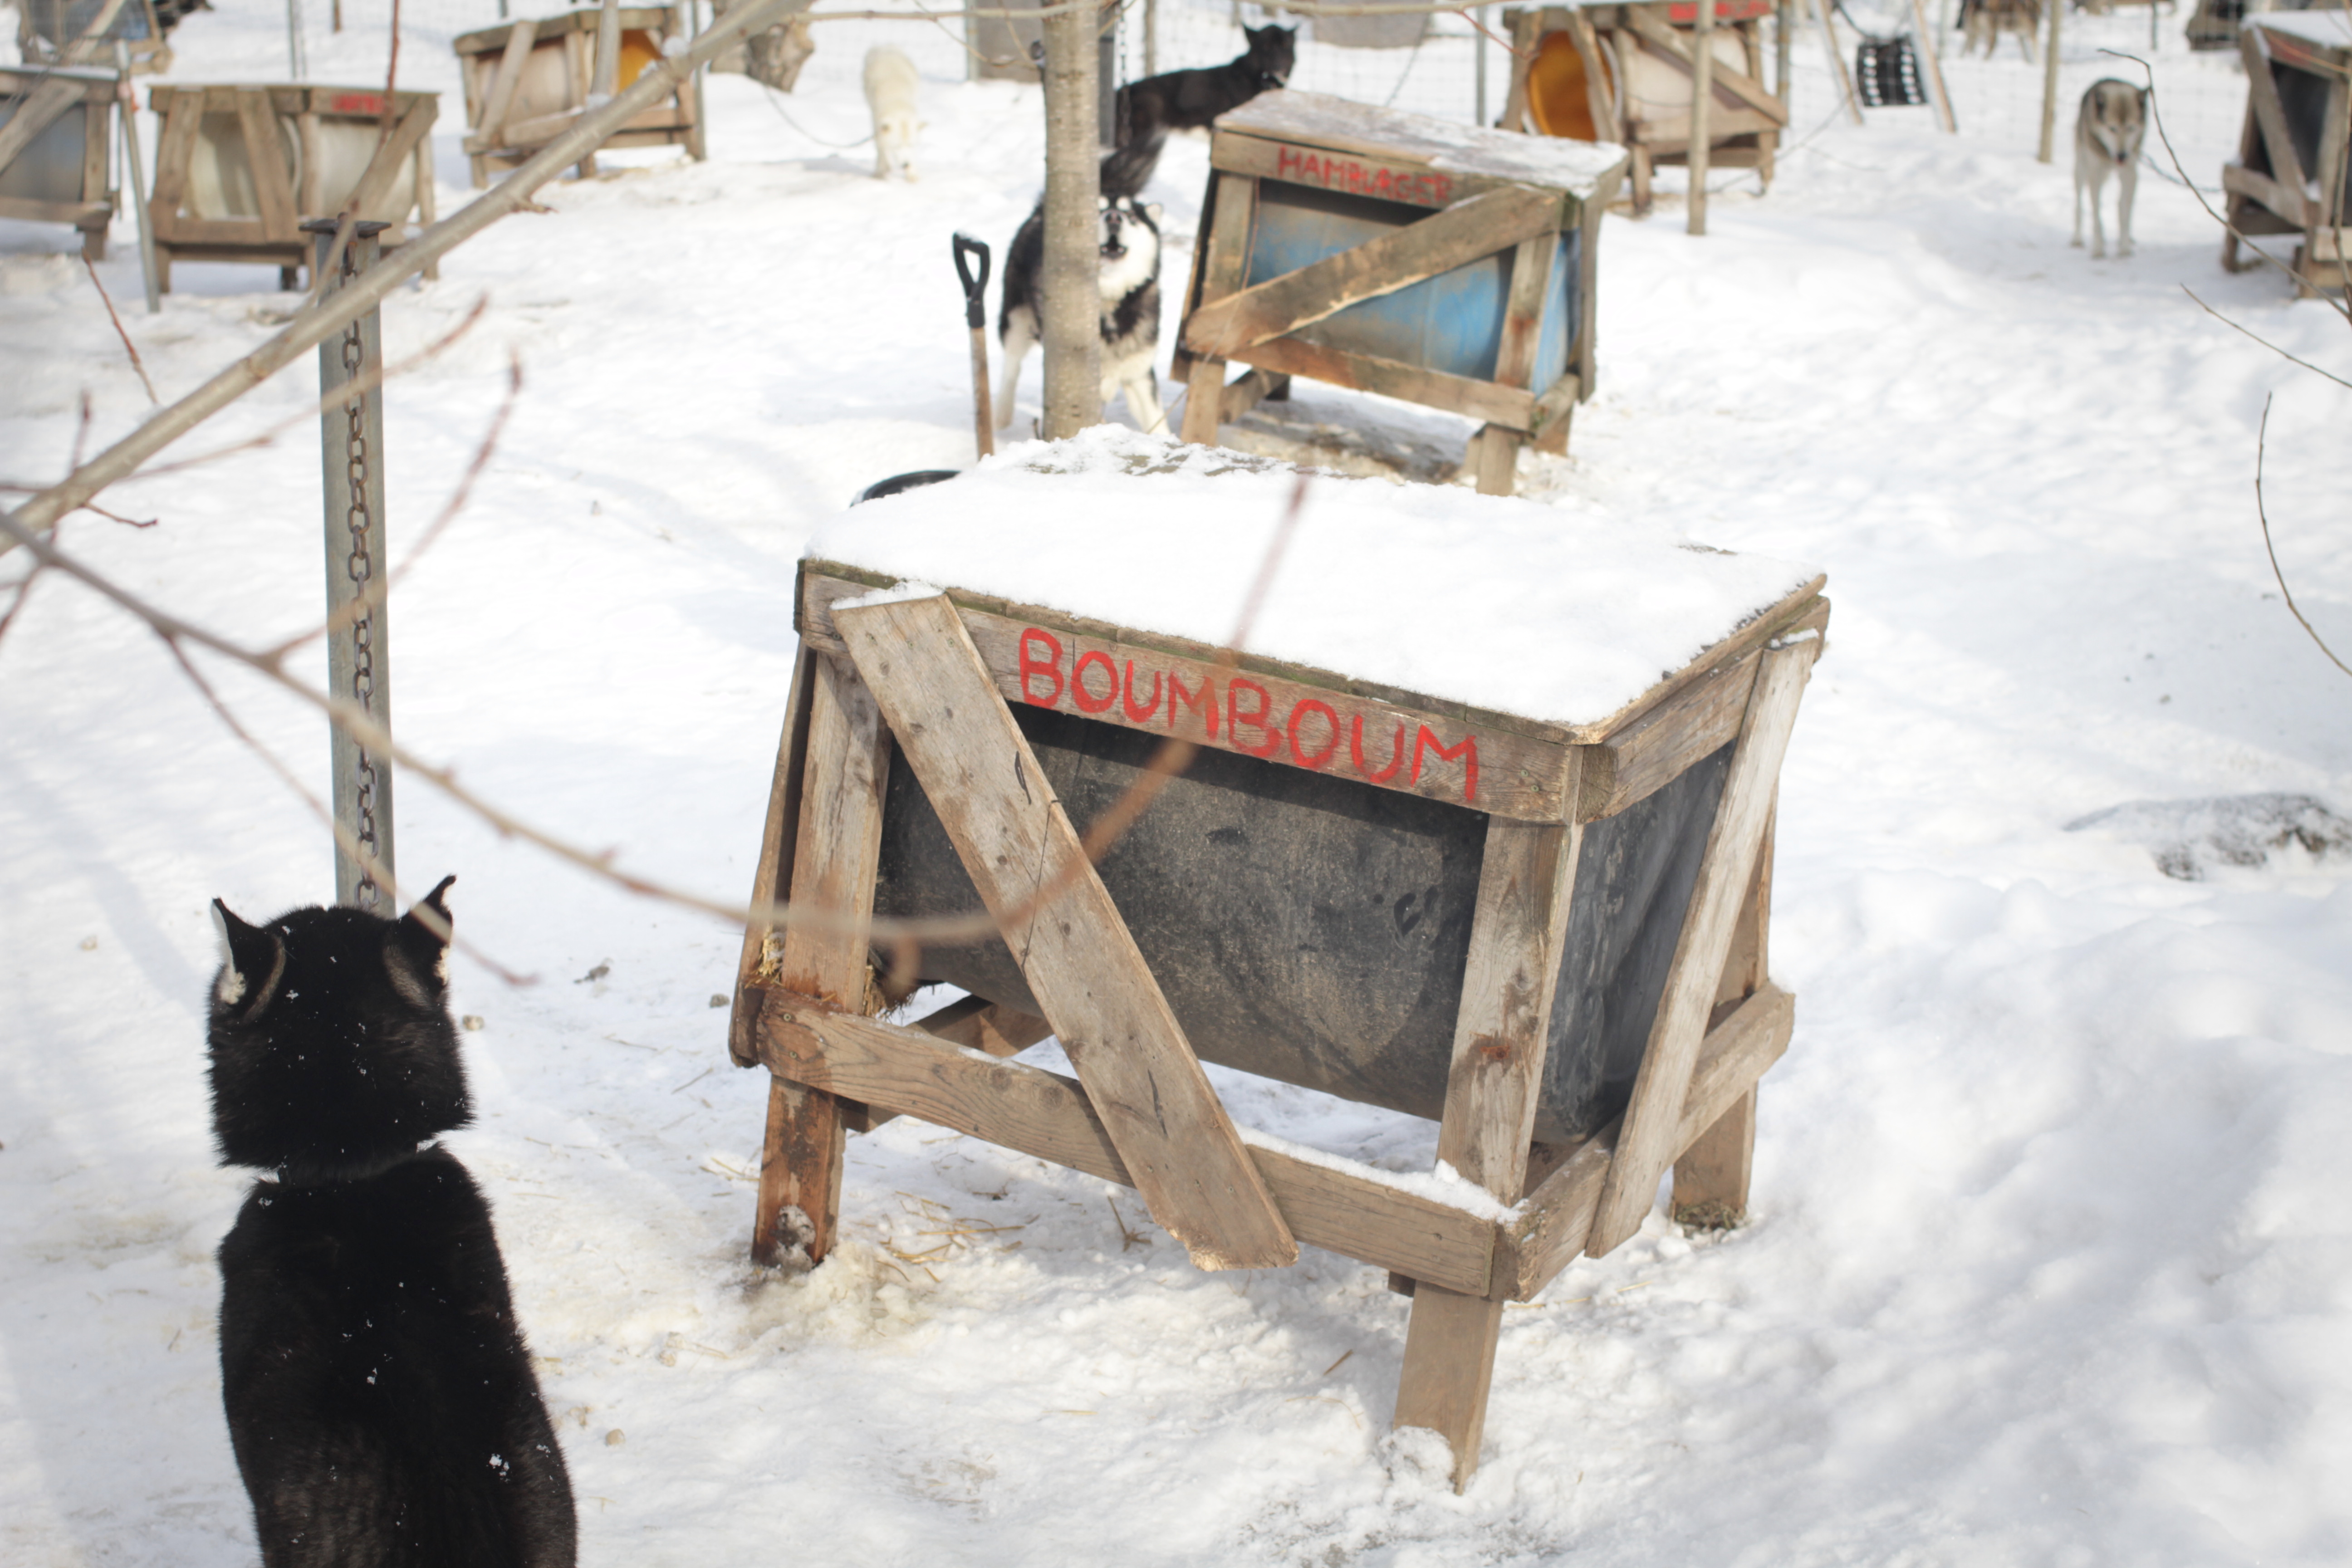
[209,877,576,1568]
[998,138,1168,433]
[1115,23,1294,147]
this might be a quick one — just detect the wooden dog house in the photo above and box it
[453,4,705,189]
[2221,12,2352,295]
[1173,91,1626,496]
[15,0,173,75]
[1499,2,1789,216]
[0,65,119,260]
[145,83,438,291]
[725,440,1829,1487]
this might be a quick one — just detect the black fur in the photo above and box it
[209,878,576,1568]
[996,142,1162,342]
[1115,24,1294,146]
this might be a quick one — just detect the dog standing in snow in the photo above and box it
[997,142,1166,434]
[2073,78,2147,260]
[862,46,922,181]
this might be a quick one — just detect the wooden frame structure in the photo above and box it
[1172,92,1626,497]
[727,552,1829,1488]
[1499,1,1791,217]
[2220,14,2352,296]
[453,5,706,190]
[15,0,173,75]
[145,84,438,292]
[0,65,118,260]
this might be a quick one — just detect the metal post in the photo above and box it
[306,218,397,911]
[1475,5,1491,124]
[115,41,160,313]
[1774,0,1793,105]
[286,0,306,79]
[1145,0,1156,77]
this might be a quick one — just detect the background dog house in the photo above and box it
[2220,12,2352,295]
[1499,2,1789,216]
[0,65,119,260]
[724,441,1828,1487]
[453,4,705,189]
[1173,92,1624,496]
[145,83,437,291]
[15,0,174,75]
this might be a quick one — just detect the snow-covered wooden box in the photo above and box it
[1498,2,1788,216]
[452,5,704,189]
[145,83,438,292]
[2221,12,2352,294]
[1174,92,1626,495]
[724,433,1828,1487]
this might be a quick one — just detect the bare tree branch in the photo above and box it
[0,0,812,560]
[2255,393,2352,681]
[2180,285,2352,391]
[82,257,159,405]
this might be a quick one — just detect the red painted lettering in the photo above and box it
[1122,660,1162,722]
[1286,699,1339,769]
[1350,715,1407,784]
[1227,680,1284,758]
[1411,726,1480,803]
[1167,671,1220,739]
[1072,649,1118,714]
[1018,628,1064,707]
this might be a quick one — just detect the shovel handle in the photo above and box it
[951,232,990,330]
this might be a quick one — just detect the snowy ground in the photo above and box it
[4,3,2351,1564]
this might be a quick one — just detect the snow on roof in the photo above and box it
[802,429,1820,729]
[1217,90,1628,193]
[2248,9,2352,49]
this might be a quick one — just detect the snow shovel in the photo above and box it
[953,232,994,460]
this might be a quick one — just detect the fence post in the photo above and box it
[306,217,397,911]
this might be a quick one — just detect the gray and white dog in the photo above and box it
[2073,78,2148,260]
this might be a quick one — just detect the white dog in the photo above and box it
[2073,78,2147,260]
[862,46,922,181]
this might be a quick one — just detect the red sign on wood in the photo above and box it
[1273,142,1455,209]
[331,92,389,116]
[1012,625,1482,805]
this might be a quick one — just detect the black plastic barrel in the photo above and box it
[872,704,1729,1145]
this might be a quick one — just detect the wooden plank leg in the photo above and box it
[1179,170,1260,448]
[1469,423,1521,495]
[1182,354,1230,445]
[1394,1284,1506,1486]
[1396,808,1583,1490]
[1631,145,1654,215]
[753,1075,845,1268]
[750,649,892,1270]
[1670,1084,1756,1227]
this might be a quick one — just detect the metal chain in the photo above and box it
[338,239,382,911]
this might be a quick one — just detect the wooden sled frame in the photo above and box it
[2220,18,2352,297]
[0,65,118,260]
[1499,2,1792,218]
[453,4,707,190]
[145,83,438,292]
[1171,115,1622,497]
[728,562,1828,1488]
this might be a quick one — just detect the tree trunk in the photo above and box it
[1039,0,1102,440]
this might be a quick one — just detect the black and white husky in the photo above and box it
[2073,78,2146,260]
[208,877,576,1568]
[997,143,1166,434]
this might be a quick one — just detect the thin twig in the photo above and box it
[2254,393,2352,681]
[82,256,159,405]
[264,351,523,661]
[2180,285,2352,392]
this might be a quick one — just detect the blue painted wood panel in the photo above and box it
[1242,180,1578,387]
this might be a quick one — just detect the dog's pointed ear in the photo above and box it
[1146,201,1164,223]
[386,876,456,1008]
[213,900,287,1020]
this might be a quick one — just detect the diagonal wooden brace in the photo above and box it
[0,78,85,176]
[831,592,1298,1272]
[1181,183,1561,362]
[346,97,438,220]
[1619,8,1791,127]
[1587,633,1815,1254]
